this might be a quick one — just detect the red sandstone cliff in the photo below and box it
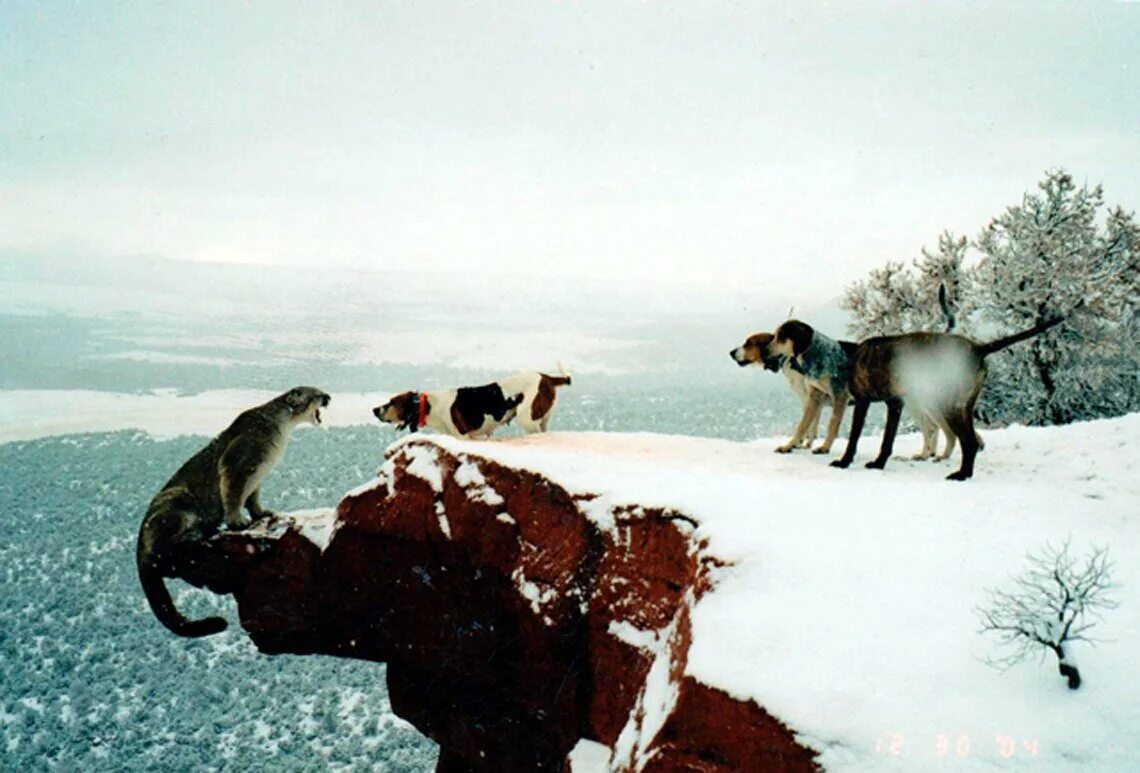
[173,437,818,772]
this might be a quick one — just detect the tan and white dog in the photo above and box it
[733,322,855,455]
[761,320,857,455]
[373,371,571,439]
[730,332,821,449]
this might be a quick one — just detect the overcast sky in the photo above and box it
[2,1,1138,304]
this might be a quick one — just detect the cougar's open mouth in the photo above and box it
[314,393,330,425]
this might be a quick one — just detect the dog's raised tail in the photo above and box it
[976,315,1064,358]
[545,360,572,387]
[938,283,957,333]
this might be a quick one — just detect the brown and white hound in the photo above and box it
[373,371,571,439]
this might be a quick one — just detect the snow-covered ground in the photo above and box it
[4,381,1135,771]
[416,415,1140,772]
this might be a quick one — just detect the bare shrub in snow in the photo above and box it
[977,541,1118,690]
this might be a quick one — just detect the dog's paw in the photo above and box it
[774,445,794,454]
[811,446,831,455]
[865,459,887,470]
[829,458,851,469]
[946,470,972,481]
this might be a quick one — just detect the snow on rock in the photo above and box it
[289,510,338,552]
[401,442,444,493]
[234,509,337,551]
[164,413,1140,772]
[610,587,690,771]
[569,739,614,772]
[454,455,506,506]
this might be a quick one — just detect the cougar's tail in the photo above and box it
[976,316,1064,358]
[138,561,227,638]
[137,525,227,638]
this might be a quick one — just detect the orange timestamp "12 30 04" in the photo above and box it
[874,733,1040,760]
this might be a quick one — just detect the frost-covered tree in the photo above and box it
[977,542,1118,690]
[842,260,916,339]
[841,231,973,339]
[973,170,1140,425]
[915,231,973,331]
[844,170,1140,426]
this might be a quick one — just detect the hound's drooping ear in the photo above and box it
[402,392,421,432]
[775,319,814,356]
[382,391,415,431]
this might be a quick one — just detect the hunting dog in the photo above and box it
[731,332,821,449]
[830,317,1063,480]
[763,320,857,454]
[373,371,571,439]
[732,322,855,454]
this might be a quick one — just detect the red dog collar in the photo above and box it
[417,392,428,429]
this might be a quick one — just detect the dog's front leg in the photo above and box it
[830,399,869,468]
[813,390,849,454]
[866,398,904,469]
[777,389,824,453]
[802,395,821,448]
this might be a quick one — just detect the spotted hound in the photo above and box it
[373,371,571,439]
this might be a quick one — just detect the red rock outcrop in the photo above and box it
[173,438,818,772]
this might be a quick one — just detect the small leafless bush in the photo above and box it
[977,541,1118,689]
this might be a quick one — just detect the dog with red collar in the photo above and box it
[373,371,571,439]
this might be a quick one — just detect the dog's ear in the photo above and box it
[404,392,422,424]
[776,320,814,356]
[385,391,414,428]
